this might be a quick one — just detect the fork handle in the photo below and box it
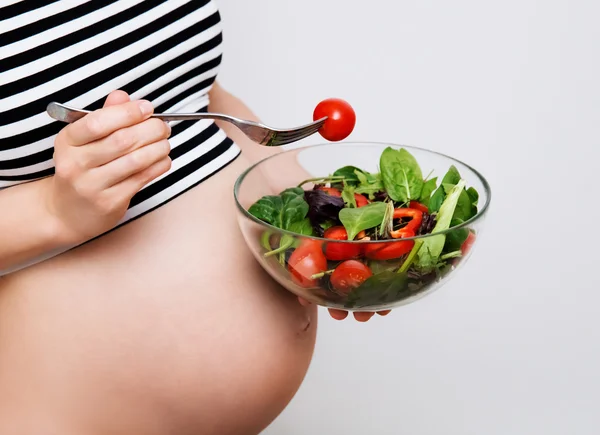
[46,102,244,125]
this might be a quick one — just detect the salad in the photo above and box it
[247,146,480,309]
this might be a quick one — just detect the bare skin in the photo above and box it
[0,88,316,435]
[0,84,389,434]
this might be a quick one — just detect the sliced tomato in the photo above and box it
[330,260,373,294]
[354,193,369,207]
[323,226,362,261]
[288,239,327,288]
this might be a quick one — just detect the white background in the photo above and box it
[218,1,600,434]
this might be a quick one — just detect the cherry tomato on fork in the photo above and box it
[313,98,356,141]
[288,239,328,288]
[330,260,373,294]
[323,226,362,261]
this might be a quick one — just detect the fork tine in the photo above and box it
[273,120,324,140]
[274,125,322,141]
[270,126,323,146]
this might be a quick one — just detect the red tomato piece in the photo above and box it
[288,239,328,288]
[323,226,362,261]
[461,232,476,255]
[330,260,373,294]
[354,193,369,207]
[316,186,342,197]
[313,98,356,142]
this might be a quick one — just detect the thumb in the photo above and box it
[103,90,130,107]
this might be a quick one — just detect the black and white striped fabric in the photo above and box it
[0,0,240,225]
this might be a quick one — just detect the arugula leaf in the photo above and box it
[339,202,387,240]
[341,184,357,208]
[416,180,466,270]
[332,166,363,187]
[419,177,438,207]
[345,271,409,309]
[380,147,424,203]
[355,170,384,199]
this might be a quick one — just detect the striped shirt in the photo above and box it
[0,0,240,221]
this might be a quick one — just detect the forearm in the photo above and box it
[208,82,281,163]
[0,178,70,273]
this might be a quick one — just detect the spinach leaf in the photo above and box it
[279,188,310,230]
[332,166,363,187]
[453,189,476,223]
[467,187,479,207]
[419,177,438,207]
[288,218,314,236]
[443,218,469,252]
[248,195,283,227]
[440,166,461,185]
[341,184,357,208]
[249,188,314,237]
[428,188,445,213]
[380,147,423,203]
[429,166,460,212]
[416,180,466,270]
[345,271,409,309]
[339,202,387,240]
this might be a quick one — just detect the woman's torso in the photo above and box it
[0,2,316,433]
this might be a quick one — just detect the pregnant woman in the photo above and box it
[0,1,387,433]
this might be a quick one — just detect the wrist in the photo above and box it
[38,178,85,247]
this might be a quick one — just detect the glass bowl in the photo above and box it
[234,142,490,311]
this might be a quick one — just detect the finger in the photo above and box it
[353,312,375,322]
[63,99,154,146]
[298,297,312,307]
[110,156,172,200]
[82,118,171,167]
[103,90,130,107]
[93,139,171,188]
[377,310,392,316]
[328,309,348,321]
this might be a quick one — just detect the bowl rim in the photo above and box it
[233,141,491,244]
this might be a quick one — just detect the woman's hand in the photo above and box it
[207,82,393,322]
[48,91,172,244]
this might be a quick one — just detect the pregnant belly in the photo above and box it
[0,156,317,435]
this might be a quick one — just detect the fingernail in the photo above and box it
[139,100,153,116]
[165,122,172,135]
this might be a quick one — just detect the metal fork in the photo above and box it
[46,102,326,147]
